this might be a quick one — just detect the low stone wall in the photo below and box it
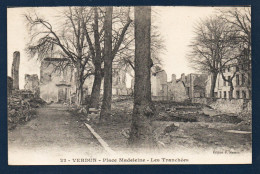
[210,99,244,114]
[192,97,252,114]
[192,98,209,105]
[8,90,46,130]
[152,95,188,102]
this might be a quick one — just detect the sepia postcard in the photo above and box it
[7,6,252,165]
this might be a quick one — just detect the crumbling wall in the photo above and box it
[151,70,167,96]
[193,74,208,97]
[169,81,189,102]
[210,99,245,114]
[11,51,20,90]
[193,98,251,114]
[40,58,74,102]
[24,74,40,97]
[8,90,46,130]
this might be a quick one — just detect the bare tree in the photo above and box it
[219,7,251,58]
[25,7,92,105]
[128,6,156,148]
[84,7,164,111]
[113,22,165,72]
[188,16,235,97]
[218,7,251,92]
[100,7,113,119]
[100,7,133,118]
[84,7,133,109]
[83,7,104,108]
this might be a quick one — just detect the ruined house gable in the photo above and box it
[40,58,75,102]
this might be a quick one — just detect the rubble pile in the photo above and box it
[8,90,46,130]
[154,101,245,124]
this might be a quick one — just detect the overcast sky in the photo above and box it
[7,6,220,88]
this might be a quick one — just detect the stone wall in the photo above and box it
[24,74,40,97]
[151,70,167,96]
[11,51,20,90]
[40,58,129,103]
[168,80,188,102]
[40,58,74,103]
[210,99,244,114]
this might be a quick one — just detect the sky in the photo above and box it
[7,6,220,89]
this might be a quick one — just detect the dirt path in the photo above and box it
[8,104,104,165]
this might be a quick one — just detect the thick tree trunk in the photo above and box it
[210,72,218,98]
[89,7,103,109]
[75,65,84,106]
[76,79,83,106]
[90,63,102,108]
[229,83,234,99]
[100,7,113,119]
[128,6,156,148]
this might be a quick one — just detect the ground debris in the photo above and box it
[8,90,46,130]
[120,128,130,139]
[164,123,179,134]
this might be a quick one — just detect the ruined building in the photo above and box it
[151,70,168,97]
[151,70,208,101]
[9,51,40,99]
[182,73,208,98]
[83,65,128,96]
[167,74,188,102]
[24,74,40,98]
[40,58,74,103]
[39,58,128,103]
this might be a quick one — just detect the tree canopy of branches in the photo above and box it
[25,7,165,109]
[188,7,251,98]
[188,16,231,97]
[84,7,134,109]
[25,7,93,105]
[218,7,251,90]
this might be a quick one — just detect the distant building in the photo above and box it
[81,64,128,96]
[208,65,251,99]
[151,70,167,97]
[24,74,40,97]
[167,74,188,102]
[39,58,128,103]
[40,58,74,103]
[150,69,208,101]
[182,73,208,99]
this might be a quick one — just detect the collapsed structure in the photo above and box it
[40,58,74,103]
[39,58,129,103]
[151,70,208,102]
[8,51,252,105]
[24,74,40,98]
